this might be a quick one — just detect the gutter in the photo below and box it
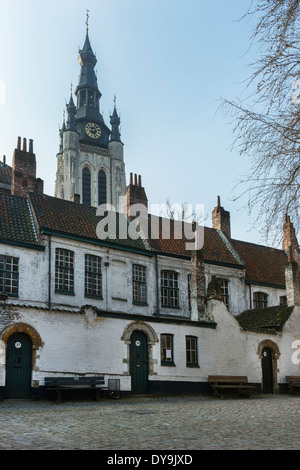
[48,235,52,309]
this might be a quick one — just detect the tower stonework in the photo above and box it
[55,28,125,211]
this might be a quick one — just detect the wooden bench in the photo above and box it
[286,376,300,394]
[45,376,105,402]
[208,375,256,398]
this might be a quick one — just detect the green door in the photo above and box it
[130,331,148,394]
[262,347,273,393]
[6,333,32,398]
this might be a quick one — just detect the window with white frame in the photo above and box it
[186,336,198,367]
[85,254,102,299]
[217,278,229,309]
[161,270,179,308]
[132,264,147,304]
[55,249,74,294]
[0,255,19,296]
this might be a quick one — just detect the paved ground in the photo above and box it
[0,393,299,451]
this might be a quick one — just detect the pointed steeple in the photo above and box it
[74,18,107,131]
[78,31,97,67]
[110,96,121,142]
[66,87,77,131]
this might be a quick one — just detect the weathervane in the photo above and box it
[86,9,90,31]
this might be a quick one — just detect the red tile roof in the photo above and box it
[230,239,287,287]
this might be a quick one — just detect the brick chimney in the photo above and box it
[71,193,80,204]
[283,214,299,252]
[212,196,231,239]
[11,137,44,197]
[124,173,148,215]
[285,246,300,307]
[190,249,210,322]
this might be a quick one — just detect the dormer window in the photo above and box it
[253,292,268,309]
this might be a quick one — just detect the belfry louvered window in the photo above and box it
[98,169,107,206]
[82,167,91,205]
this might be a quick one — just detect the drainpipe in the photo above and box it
[48,235,52,309]
[155,253,160,316]
[249,283,252,309]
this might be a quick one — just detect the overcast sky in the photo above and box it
[0,0,277,246]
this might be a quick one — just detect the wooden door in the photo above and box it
[130,330,148,394]
[262,347,273,393]
[6,333,32,398]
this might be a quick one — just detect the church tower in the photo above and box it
[55,19,125,210]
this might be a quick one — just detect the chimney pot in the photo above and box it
[130,172,133,185]
[22,138,27,152]
[134,173,137,186]
[138,175,142,187]
[29,139,33,153]
[17,137,21,150]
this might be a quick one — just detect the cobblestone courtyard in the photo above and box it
[0,394,299,451]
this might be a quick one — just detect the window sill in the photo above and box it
[161,305,181,310]
[186,363,200,368]
[85,294,103,300]
[161,361,176,367]
[112,297,127,302]
[133,301,148,306]
[0,292,18,298]
[55,290,75,296]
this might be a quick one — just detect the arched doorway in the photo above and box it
[261,347,273,393]
[6,333,32,398]
[130,330,148,394]
[257,340,280,394]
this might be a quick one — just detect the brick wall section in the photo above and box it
[11,138,44,198]
[285,246,300,307]
[282,214,299,252]
[124,173,148,216]
[212,196,231,239]
[190,249,208,321]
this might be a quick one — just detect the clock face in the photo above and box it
[85,122,101,139]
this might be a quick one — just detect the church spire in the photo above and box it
[66,85,77,131]
[110,95,121,142]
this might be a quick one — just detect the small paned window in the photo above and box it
[217,278,229,309]
[253,292,268,309]
[82,167,91,206]
[132,264,147,304]
[280,295,287,306]
[161,334,175,366]
[85,254,102,299]
[0,255,19,296]
[161,271,179,308]
[98,170,107,206]
[55,249,74,294]
[186,336,198,367]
